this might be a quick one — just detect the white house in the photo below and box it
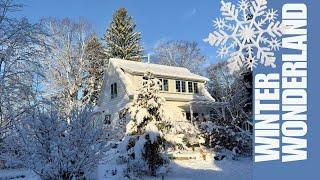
[95,58,227,138]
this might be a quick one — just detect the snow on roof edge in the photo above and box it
[109,58,209,82]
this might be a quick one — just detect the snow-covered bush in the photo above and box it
[166,117,205,150]
[200,121,252,157]
[1,105,107,179]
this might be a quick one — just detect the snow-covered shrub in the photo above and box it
[201,122,252,157]
[1,105,107,179]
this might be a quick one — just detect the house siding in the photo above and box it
[98,63,131,126]
[96,59,215,139]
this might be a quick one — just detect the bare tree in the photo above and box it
[41,18,93,114]
[203,61,252,155]
[0,0,45,138]
[153,40,206,74]
[2,105,107,179]
[207,61,252,128]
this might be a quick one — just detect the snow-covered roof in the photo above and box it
[110,58,209,82]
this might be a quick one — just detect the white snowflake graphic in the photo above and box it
[204,0,286,72]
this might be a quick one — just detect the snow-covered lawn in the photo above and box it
[97,150,252,180]
[0,169,39,180]
[161,157,252,180]
[0,151,252,180]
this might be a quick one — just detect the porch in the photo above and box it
[179,100,229,123]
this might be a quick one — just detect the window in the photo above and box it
[104,114,111,125]
[193,82,199,93]
[111,84,113,97]
[163,79,169,91]
[119,109,127,125]
[188,82,193,93]
[181,81,186,92]
[159,79,163,91]
[159,79,169,91]
[114,83,117,96]
[111,83,118,99]
[176,80,181,92]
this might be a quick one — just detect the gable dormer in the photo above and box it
[100,58,214,102]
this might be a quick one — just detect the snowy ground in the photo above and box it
[0,169,39,180]
[161,157,252,180]
[0,151,252,180]
[98,150,252,180]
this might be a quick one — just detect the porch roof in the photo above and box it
[189,100,229,107]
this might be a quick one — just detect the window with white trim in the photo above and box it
[159,79,163,91]
[176,80,181,92]
[181,81,186,92]
[163,79,169,91]
[188,82,193,93]
[159,79,169,91]
[111,83,117,99]
[193,82,199,94]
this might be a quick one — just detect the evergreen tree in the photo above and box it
[117,72,204,177]
[83,35,107,105]
[122,72,170,176]
[126,72,170,135]
[104,8,143,61]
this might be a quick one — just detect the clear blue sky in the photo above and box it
[19,0,221,64]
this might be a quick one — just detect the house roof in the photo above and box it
[110,58,209,82]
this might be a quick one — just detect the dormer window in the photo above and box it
[159,79,163,91]
[176,80,199,94]
[193,82,199,94]
[163,79,169,91]
[181,81,186,92]
[188,82,193,93]
[111,83,117,99]
[159,79,169,91]
[175,80,181,92]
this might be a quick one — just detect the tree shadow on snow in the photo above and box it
[161,157,252,180]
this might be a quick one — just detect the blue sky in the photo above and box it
[19,0,221,64]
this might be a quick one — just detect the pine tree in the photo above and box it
[119,72,170,177]
[118,72,204,177]
[104,8,143,61]
[126,72,170,135]
[83,35,107,105]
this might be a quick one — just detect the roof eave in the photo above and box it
[123,69,208,82]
